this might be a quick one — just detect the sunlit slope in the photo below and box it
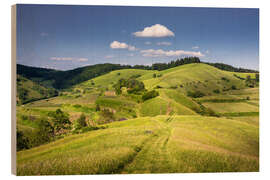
[75,63,257,97]
[140,63,253,93]
[78,69,156,90]
[139,90,198,117]
[17,115,259,175]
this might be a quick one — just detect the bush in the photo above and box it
[17,118,54,151]
[74,113,87,130]
[155,85,163,89]
[96,104,101,111]
[36,118,54,142]
[221,77,230,82]
[153,73,157,78]
[170,85,178,89]
[187,91,205,98]
[114,78,145,95]
[231,85,237,90]
[142,90,159,101]
[49,109,71,133]
[213,89,220,94]
[17,129,29,151]
[98,109,115,124]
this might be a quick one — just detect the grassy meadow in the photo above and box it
[16,63,259,175]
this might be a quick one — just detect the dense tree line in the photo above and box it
[204,62,258,73]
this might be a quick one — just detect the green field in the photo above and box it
[17,115,258,175]
[16,63,259,175]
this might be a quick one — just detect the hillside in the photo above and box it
[17,59,258,90]
[17,63,135,89]
[17,115,258,175]
[16,62,259,175]
[16,75,58,105]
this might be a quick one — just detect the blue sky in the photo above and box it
[17,4,259,70]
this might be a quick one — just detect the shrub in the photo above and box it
[35,118,54,143]
[17,129,29,151]
[153,73,157,78]
[221,77,230,82]
[142,90,159,101]
[74,113,87,130]
[213,89,220,94]
[170,85,178,89]
[99,109,115,124]
[187,91,205,98]
[231,85,237,90]
[155,85,163,89]
[49,109,71,133]
[114,78,145,95]
[96,104,101,111]
[130,74,141,79]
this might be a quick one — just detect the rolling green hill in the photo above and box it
[16,62,259,175]
[17,75,58,105]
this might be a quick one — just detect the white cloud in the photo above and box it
[77,58,88,62]
[157,42,172,46]
[133,24,175,38]
[50,57,88,62]
[140,49,204,57]
[128,53,134,57]
[110,41,137,51]
[145,41,152,45]
[128,45,136,51]
[110,41,129,49]
[105,55,114,59]
[205,50,210,54]
[192,46,199,49]
[50,57,73,61]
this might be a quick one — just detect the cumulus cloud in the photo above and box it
[110,41,137,51]
[140,49,204,57]
[157,42,172,46]
[110,41,129,49]
[205,50,210,54]
[133,24,175,38]
[192,46,199,49]
[50,57,88,62]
